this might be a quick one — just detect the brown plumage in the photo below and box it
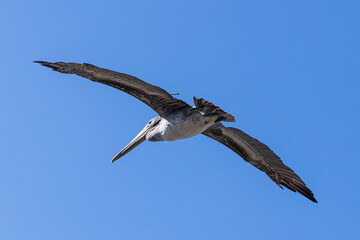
[202,123,317,202]
[35,61,317,203]
[193,97,236,122]
[34,61,189,116]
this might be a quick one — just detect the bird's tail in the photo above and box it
[193,97,236,122]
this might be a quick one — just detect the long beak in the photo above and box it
[111,124,152,163]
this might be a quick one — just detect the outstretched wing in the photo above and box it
[202,123,317,203]
[35,61,190,116]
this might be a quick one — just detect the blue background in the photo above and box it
[1,1,359,239]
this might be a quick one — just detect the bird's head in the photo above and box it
[111,116,161,162]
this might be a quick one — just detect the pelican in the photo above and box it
[35,61,317,203]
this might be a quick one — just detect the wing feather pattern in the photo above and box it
[34,61,189,116]
[202,123,317,203]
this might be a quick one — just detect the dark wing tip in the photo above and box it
[34,61,77,74]
[34,60,51,65]
[298,190,317,203]
[298,187,318,203]
[280,180,318,203]
[34,60,59,71]
[308,195,318,203]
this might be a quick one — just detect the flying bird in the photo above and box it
[35,61,317,203]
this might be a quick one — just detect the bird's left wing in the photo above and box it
[202,123,317,202]
[35,61,189,116]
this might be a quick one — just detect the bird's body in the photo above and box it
[35,61,317,203]
[148,108,220,142]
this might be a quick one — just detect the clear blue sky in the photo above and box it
[1,1,359,239]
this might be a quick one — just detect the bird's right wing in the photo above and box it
[202,123,317,202]
[35,61,190,116]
